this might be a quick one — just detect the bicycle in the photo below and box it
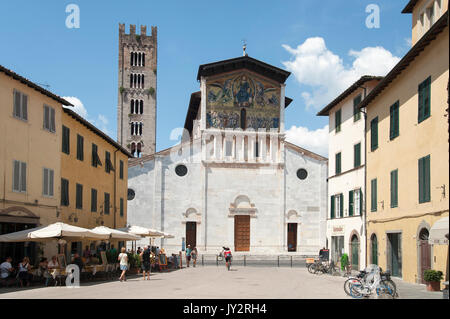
[347,265,397,299]
[344,268,397,298]
[314,260,341,276]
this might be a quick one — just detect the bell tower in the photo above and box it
[117,23,157,157]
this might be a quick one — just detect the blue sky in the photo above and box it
[0,0,412,156]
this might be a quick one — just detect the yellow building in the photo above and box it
[61,108,132,256]
[360,1,448,285]
[0,65,72,262]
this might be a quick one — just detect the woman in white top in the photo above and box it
[18,257,32,287]
[118,247,128,282]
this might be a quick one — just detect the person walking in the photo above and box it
[191,247,198,268]
[118,247,128,282]
[186,245,192,268]
[140,246,151,280]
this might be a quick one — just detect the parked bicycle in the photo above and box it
[345,265,397,299]
[308,259,340,276]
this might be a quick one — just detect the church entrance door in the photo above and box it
[186,222,196,248]
[234,215,250,251]
[287,223,297,252]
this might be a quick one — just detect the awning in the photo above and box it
[118,225,165,238]
[429,217,449,244]
[91,226,142,241]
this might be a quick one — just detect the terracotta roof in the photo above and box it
[402,0,420,13]
[197,55,291,83]
[359,11,448,110]
[316,76,383,116]
[63,108,133,158]
[0,64,73,106]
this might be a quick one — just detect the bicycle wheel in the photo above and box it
[344,278,360,296]
[307,263,316,274]
[349,279,365,299]
[377,280,397,299]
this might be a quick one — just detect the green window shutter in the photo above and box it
[418,77,431,123]
[77,135,84,161]
[331,195,335,219]
[339,193,344,218]
[335,152,341,175]
[354,143,361,167]
[91,188,97,212]
[120,160,124,179]
[349,190,354,216]
[61,178,69,206]
[371,117,378,151]
[391,170,398,208]
[371,178,377,212]
[104,193,110,214]
[353,94,362,121]
[120,198,124,217]
[76,183,83,209]
[390,101,400,139]
[335,109,341,133]
[418,157,424,203]
[424,155,430,202]
[62,126,70,154]
[360,189,363,216]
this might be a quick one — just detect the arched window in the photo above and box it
[140,100,144,114]
[133,74,137,88]
[142,53,145,66]
[131,142,136,157]
[130,122,134,136]
[137,143,142,158]
[240,108,246,130]
[130,100,134,114]
[130,52,134,66]
[134,52,138,67]
[138,53,141,66]
[130,74,133,87]
[139,122,143,135]
[371,234,378,265]
[142,74,144,88]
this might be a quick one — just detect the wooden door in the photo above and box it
[287,223,297,252]
[186,222,197,248]
[388,233,402,277]
[419,240,432,284]
[234,215,250,251]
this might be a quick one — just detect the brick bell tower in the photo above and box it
[117,24,157,157]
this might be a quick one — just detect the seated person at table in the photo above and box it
[0,257,15,280]
[48,256,59,269]
[38,258,52,286]
[83,246,91,259]
[71,253,84,272]
[17,257,32,287]
[88,254,100,265]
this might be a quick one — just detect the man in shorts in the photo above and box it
[140,246,151,280]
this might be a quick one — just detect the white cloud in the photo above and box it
[285,124,329,157]
[282,37,400,110]
[63,96,111,136]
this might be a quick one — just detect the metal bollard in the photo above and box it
[291,256,293,268]
[244,255,246,267]
[216,255,218,267]
[277,256,280,267]
[202,255,204,266]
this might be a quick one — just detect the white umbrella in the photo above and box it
[118,225,164,238]
[91,226,141,241]
[429,217,449,244]
[0,222,109,242]
[161,232,175,239]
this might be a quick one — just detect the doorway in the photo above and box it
[351,234,359,270]
[186,222,197,248]
[287,223,297,252]
[234,215,250,251]
[331,236,344,263]
[418,228,431,284]
[387,232,402,277]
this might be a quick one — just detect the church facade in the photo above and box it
[127,55,328,255]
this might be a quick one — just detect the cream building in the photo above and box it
[318,76,382,269]
[360,0,448,284]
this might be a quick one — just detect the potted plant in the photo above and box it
[340,253,349,273]
[424,269,443,291]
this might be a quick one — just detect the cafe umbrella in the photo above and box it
[90,226,142,241]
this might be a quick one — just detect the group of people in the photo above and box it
[0,255,61,287]
[185,245,198,267]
